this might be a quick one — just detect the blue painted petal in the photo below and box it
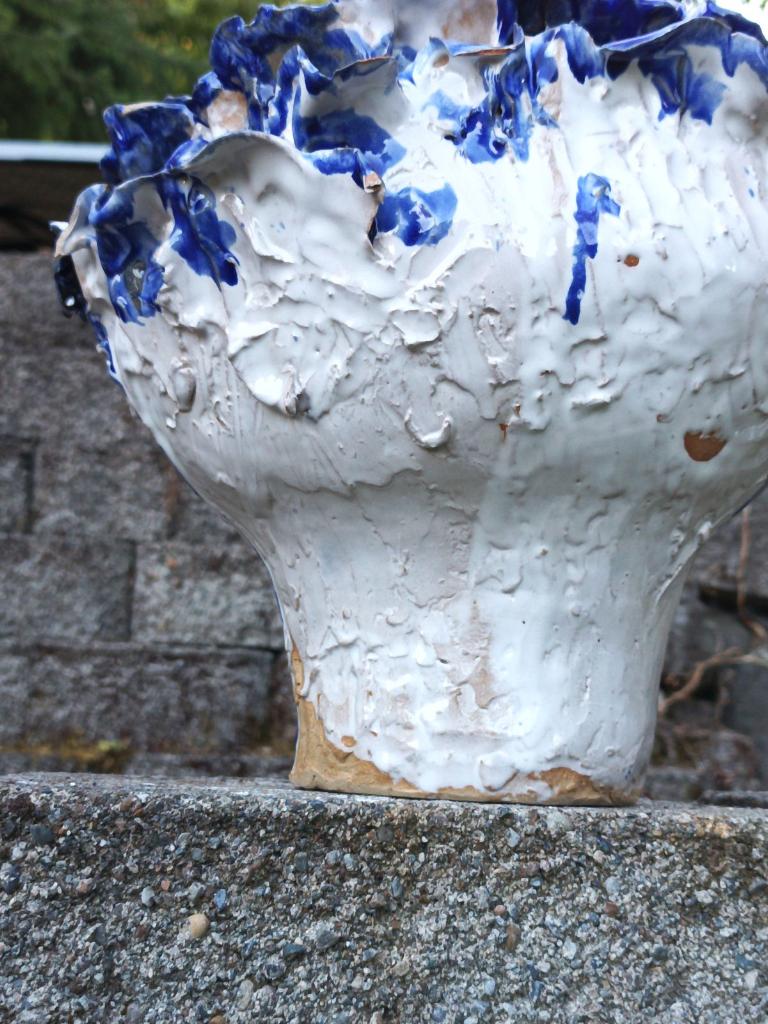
[210,15,273,92]
[102,103,197,185]
[293,104,406,176]
[166,137,213,171]
[188,72,225,122]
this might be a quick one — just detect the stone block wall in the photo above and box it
[0,253,294,773]
[1,251,767,791]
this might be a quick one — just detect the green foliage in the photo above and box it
[0,0,253,141]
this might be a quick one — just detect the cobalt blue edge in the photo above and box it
[72,0,768,356]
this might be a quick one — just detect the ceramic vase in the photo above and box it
[56,0,768,804]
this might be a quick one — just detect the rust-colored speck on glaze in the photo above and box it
[290,697,636,807]
[684,431,728,462]
[624,254,640,267]
[499,423,509,440]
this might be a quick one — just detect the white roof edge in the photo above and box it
[0,140,108,164]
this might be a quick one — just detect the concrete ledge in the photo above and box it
[1,775,766,1024]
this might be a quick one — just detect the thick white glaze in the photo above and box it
[59,3,768,802]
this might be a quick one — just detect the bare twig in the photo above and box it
[658,503,768,721]
[736,507,768,641]
[659,647,743,716]
[660,647,768,717]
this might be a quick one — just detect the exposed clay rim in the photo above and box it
[290,693,638,808]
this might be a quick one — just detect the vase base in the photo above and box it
[290,697,637,807]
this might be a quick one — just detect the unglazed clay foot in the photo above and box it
[57,1,768,804]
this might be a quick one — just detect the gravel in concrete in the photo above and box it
[0,774,766,1024]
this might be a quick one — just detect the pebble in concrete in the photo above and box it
[188,913,209,939]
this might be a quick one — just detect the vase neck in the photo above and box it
[258,482,685,801]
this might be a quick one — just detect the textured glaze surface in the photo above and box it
[58,1,768,803]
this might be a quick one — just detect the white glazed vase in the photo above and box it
[57,0,768,804]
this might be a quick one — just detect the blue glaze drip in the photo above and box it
[628,14,768,120]
[564,173,621,325]
[376,185,458,247]
[640,50,727,122]
[157,178,239,287]
[88,313,120,382]
[95,220,166,324]
[87,186,165,324]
